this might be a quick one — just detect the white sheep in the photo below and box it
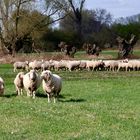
[128,60,140,71]
[41,70,62,103]
[86,60,104,71]
[104,60,119,71]
[13,61,29,72]
[66,60,81,71]
[29,60,44,70]
[0,77,4,95]
[23,70,42,98]
[41,61,50,71]
[14,72,24,95]
[54,60,68,71]
[117,61,132,71]
[79,60,87,70]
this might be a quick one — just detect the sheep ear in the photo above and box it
[19,74,23,79]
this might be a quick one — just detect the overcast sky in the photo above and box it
[85,0,140,19]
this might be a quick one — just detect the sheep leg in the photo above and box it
[20,89,23,95]
[32,91,36,99]
[27,90,31,97]
[54,94,59,103]
[47,93,50,103]
[16,86,20,95]
[117,67,120,72]
[53,97,56,103]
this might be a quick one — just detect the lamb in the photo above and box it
[23,70,42,98]
[41,70,62,103]
[0,77,4,95]
[13,61,29,72]
[14,72,24,95]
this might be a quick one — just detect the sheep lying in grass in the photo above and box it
[13,61,29,72]
[41,70,62,103]
[23,70,42,98]
[14,72,24,95]
[0,77,4,95]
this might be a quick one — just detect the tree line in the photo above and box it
[0,0,139,57]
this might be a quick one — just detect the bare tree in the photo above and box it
[117,34,137,58]
[0,0,68,55]
[52,0,85,45]
[58,41,76,58]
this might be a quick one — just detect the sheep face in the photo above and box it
[29,70,37,81]
[41,70,52,81]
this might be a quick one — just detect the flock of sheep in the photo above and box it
[0,58,139,101]
[0,69,62,103]
[14,59,140,72]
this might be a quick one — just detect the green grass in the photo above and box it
[0,63,140,139]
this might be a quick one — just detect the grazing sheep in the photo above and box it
[128,60,140,71]
[49,60,60,71]
[0,77,4,95]
[23,70,42,98]
[14,72,24,95]
[79,60,87,70]
[66,60,81,71]
[117,61,132,71]
[29,60,44,70]
[104,60,119,71]
[86,60,104,71]
[54,60,67,71]
[13,61,29,72]
[41,61,50,71]
[41,70,62,103]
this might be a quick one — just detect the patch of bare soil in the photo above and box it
[0,53,74,64]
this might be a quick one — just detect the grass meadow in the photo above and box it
[0,50,140,139]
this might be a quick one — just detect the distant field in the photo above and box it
[74,49,140,60]
[1,49,140,64]
[0,64,140,139]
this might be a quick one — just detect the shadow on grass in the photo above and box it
[36,92,66,99]
[3,93,17,98]
[59,98,86,103]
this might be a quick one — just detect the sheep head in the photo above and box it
[29,70,37,82]
[41,70,52,82]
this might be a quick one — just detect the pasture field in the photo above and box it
[0,63,140,140]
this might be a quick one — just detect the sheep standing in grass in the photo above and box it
[41,70,62,103]
[23,70,42,98]
[29,60,44,71]
[41,61,50,71]
[14,72,24,95]
[13,61,29,72]
[0,77,4,95]
[66,60,81,71]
